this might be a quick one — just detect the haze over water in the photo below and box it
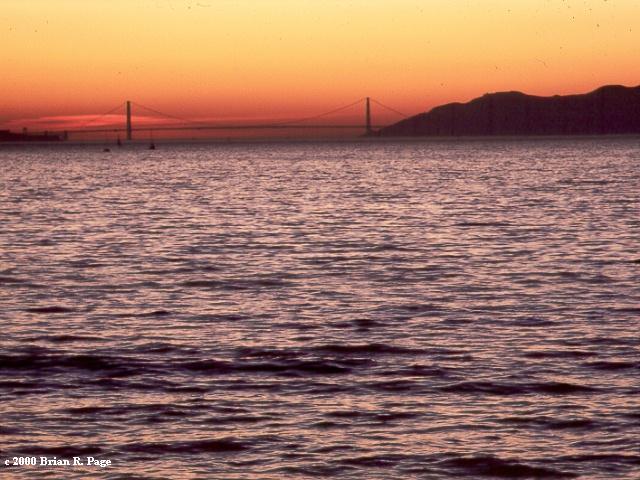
[1,139,639,479]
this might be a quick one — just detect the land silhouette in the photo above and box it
[0,130,61,142]
[377,84,640,137]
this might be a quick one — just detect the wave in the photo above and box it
[366,379,419,392]
[125,438,246,455]
[556,453,640,466]
[0,275,28,284]
[0,275,46,289]
[498,416,597,430]
[582,360,638,371]
[351,318,382,329]
[508,317,556,327]
[14,444,104,456]
[136,310,172,317]
[455,221,512,228]
[180,358,352,375]
[324,410,421,423]
[0,347,362,381]
[440,455,577,478]
[440,381,596,395]
[524,350,597,359]
[40,334,106,343]
[0,351,139,374]
[313,343,425,355]
[612,307,640,315]
[181,277,292,290]
[379,364,450,378]
[340,454,405,468]
[25,306,74,314]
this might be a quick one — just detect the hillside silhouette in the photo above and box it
[378,85,640,137]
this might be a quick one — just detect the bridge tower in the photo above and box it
[365,97,372,136]
[126,101,132,141]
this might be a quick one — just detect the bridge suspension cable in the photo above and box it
[131,102,206,126]
[266,98,366,127]
[131,98,368,128]
[370,99,408,118]
[76,102,125,129]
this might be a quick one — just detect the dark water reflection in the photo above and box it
[1,139,639,479]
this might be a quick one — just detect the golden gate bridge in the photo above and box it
[60,97,409,140]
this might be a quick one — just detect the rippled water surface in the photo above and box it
[1,139,640,479]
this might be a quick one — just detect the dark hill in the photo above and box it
[378,85,640,137]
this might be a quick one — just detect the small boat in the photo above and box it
[103,133,112,152]
[149,142,156,150]
[116,136,122,147]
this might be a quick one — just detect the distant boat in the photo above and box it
[149,142,156,150]
[116,137,122,147]
[103,148,111,152]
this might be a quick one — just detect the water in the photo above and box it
[1,138,639,479]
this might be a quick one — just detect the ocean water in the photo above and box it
[1,138,639,479]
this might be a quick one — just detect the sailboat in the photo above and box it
[149,130,156,150]
[103,133,111,152]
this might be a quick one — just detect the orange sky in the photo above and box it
[1,0,639,131]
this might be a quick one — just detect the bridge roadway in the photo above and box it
[68,124,388,134]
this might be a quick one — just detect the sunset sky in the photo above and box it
[1,0,639,131]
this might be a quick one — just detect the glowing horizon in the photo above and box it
[2,0,639,131]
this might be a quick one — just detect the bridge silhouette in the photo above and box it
[62,97,408,140]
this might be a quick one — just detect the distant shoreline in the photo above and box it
[1,134,640,149]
